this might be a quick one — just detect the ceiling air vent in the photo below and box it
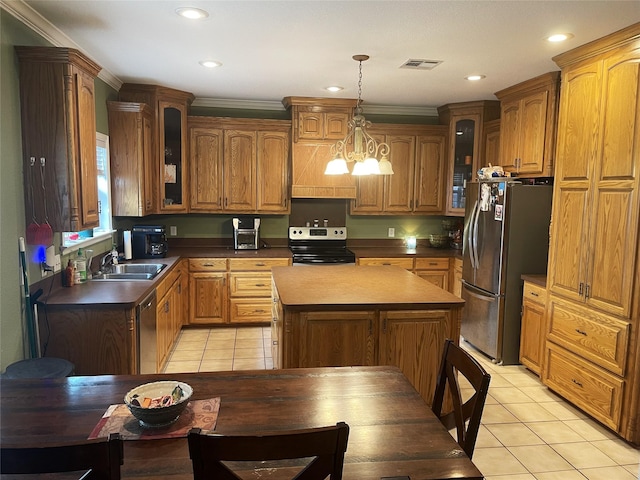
[400,59,442,70]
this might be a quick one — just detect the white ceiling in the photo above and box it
[5,1,640,114]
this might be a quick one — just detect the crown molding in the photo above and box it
[193,97,438,116]
[3,0,436,117]
[1,0,122,91]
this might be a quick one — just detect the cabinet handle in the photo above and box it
[585,284,590,299]
[575,329,588,336]
[571,378,583,388]
[272,340,278,345]
[382,262,391,266]
[255,262,266,266]
[429,262,438,266]
[579,282,584,295]
[202,263,214,267]
[255,283,266,287]
[164,301,169,313]
[530,291,539,297]
[224,197,228,207]
[218,197,222,207]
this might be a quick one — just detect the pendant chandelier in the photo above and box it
[325,55,393,176]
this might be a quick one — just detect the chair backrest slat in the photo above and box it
[1,433,123,480]
[188,422,350,480]
[432,339,491,459]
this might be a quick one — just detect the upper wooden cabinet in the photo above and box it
[495,72,560,177]
[547,33,640,319]
[438,101,501,216]
[188,117,291,214]
[118,84,194,214]
[350,124,448,215]
[283,97,358,198]
[16,46,101,232]
[482,119,501,168]
[107,102,156,216]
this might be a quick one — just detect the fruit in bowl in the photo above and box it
[124,381,193,427]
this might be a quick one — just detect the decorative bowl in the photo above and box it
[124,381,193,427]
[428,234,450,248]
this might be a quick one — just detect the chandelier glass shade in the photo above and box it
[325,55,393,176]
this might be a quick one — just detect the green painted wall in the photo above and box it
[0,10,117,371]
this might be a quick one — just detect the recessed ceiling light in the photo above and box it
[325,86,344,93]
[465,75,486,81]
[547,33,574,43]
[176,7,209,19]
[200,60,221,68]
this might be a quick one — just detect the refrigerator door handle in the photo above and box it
[470,199,480,270]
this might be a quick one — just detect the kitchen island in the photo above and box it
[271,265,465,404]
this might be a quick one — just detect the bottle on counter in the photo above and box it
[63,260,75,287]
[111,244,119,265]
[73,248,87,284]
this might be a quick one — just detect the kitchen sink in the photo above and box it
[91,263,167,281]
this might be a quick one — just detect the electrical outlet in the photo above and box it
[388,227,395,237]
[170,225,177,236]
[53,254,61,273]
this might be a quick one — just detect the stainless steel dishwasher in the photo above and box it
[137,290,157,374]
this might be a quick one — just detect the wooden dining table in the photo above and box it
[0,365,483,479]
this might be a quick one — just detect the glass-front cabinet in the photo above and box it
[118,84,194,214]
[438,101,500,216]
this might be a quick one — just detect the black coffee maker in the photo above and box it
[132,225,168,259]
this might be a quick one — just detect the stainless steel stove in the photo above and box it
[289,227,356,265]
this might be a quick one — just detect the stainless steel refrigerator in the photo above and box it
[461,179,552,365]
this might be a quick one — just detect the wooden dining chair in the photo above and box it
[431,339,491,459]
[188,422,350,480]
[0,433,123,480]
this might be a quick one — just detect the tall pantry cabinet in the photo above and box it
[15,47,102,232]
[543,23,640,443]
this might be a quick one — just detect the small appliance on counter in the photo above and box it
[132,225,168,259]
[232,216,260,250]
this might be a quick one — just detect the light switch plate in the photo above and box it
[170,226,177,236]
[388,227,395,237]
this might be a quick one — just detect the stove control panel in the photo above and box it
[289,227,347,240]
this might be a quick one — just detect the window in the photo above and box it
[61,132,114,250]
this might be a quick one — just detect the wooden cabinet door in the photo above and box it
[483,120,501,168]
[256,131,289,213]
[416,271,449,291]
[585,46,640,318]
[413,134,446,213]
[379,310,449,405]
[74,67,100,227]
[223,130,256,211]
[324,112,350,139]
[298,111,324,139]
[519,298,545,375]
[351,175,384,213]
[518,91,549,174]
[189,127,223,211]
[189,272,227,324]
[156,291,170,369]
[159,101,189,213]
[499,99,521,172]
[383,135,415,213]
[297,311,376,367]
[548,62,600,303]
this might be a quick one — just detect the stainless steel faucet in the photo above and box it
[100,251,115,271]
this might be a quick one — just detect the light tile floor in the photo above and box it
[164,327,640,480]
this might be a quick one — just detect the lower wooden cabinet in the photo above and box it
[451,257,463,298]
[544,342,624,430]
[296,311,376,367]
[189,257,290,326]
[379,310,451,405]
[156,261,185,371]
[519,281,547,375]
[189,259,228,325]
[415,257,450,291]
[276,297,460,405]
[357,257,414,269]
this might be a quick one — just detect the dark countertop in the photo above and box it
[350,246,462,259]
[42,245,462,308]
[521,274,547,287]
